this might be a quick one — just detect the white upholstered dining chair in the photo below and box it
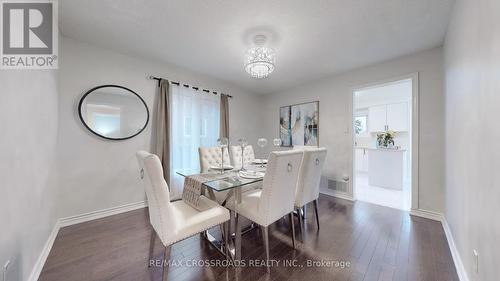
[198,146,258,205]
[226,150,303,271]
[198,146,232,204]
[198,146,231,172]
[229,145,255,170]
[136,151,230,281]
[294,148,327,236]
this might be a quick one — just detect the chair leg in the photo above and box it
[313,199,320,230]
[288,213,296,249]
[148,231,156,267]
[162,245,171,281]
[219,224,225,245]
[297,207,304,239]
[235,213,242,261]
[223,222,230,260]
[261,225,270,273]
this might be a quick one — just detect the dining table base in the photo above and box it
[202,224,230,258]
[177,167,266,263]
[202,187,259,261]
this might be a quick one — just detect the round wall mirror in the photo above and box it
[78,85,149,140]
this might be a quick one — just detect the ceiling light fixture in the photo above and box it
[244,35,275,79]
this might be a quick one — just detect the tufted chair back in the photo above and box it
[136,151,173,245]
[198,146,231,173]
[229,145,255,169]
[257,150,303,226]
[295,148,327,207]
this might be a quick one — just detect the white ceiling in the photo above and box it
[59,0,454,95]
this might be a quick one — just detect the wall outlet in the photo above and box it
[3,260,10,281]
[473,249,479,273]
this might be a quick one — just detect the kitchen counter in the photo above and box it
[356,146,407,152]
[366,148,406,190]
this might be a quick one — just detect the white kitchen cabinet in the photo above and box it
[368,149,405,190]
[368,105,387,132]
[368,102,408,132]
[355,149,363,171]
[355,148,369,172]
[387,102,409,132]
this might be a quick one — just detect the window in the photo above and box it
[170,85,220,198]
[183,116,192,137]
[183,117,209,138]
[200,118,208,138]
[86,104,121,137]
[355,115,367,135]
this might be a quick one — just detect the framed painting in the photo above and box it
[279,101,319,147]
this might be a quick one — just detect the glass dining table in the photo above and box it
[176,165,266,261]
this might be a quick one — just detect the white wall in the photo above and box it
[55,36,263,218]
[444,0,500,280]
[261,47,445,213]
[355,79,412,109]
[0,70,59,280]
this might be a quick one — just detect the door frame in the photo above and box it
[349,73,419,211]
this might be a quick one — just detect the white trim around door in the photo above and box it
[349,72,420,211]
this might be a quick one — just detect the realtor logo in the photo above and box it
[1,1,58,69]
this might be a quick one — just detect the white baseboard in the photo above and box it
[59,200,148,227]
[27,220,60,281]
[410,209,469,281]
[410,208,444,221]
[442,218,470,281]
[28,201,148,281]
[320,189,355,201]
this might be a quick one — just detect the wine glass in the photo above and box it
[217,137,229,173]
[238,138,248,171]
[257,138,268,167]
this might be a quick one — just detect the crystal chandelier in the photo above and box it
[244,35,276,79]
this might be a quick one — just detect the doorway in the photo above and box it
[351,75,418,211]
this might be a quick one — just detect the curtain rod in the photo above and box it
[147,75,233,98]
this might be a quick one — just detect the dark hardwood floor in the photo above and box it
[39,195,458,281]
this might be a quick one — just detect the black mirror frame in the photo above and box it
[78,84,150,141]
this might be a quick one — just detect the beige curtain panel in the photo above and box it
[220,94,229,139]
[155,79,171,187]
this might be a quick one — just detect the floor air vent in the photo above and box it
[328,179,347,193]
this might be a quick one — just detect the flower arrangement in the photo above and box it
[376,130,396,148]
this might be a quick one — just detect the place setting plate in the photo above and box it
[209,165,234,171]
[238,170,265,179]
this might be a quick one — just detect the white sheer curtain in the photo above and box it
[169,84,220,199]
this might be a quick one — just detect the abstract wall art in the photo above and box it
[279,101,319,147]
